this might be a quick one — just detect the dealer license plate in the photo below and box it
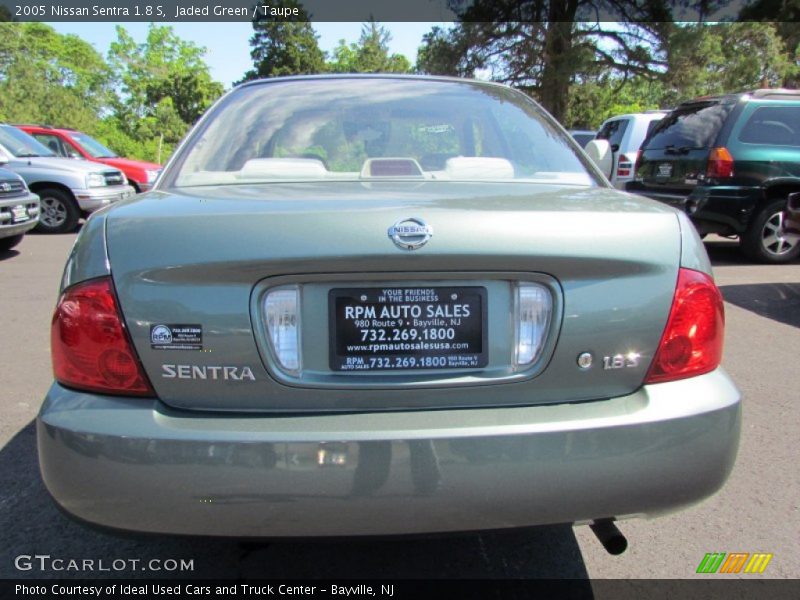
[11,205,28,223]
[329,286,487,371]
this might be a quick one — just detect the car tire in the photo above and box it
[35,188,80,233]
[0,234,24,252]
[741,198,800,264]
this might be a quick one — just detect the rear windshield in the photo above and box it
[168,78,597,187]
[645,119,662,138]
[644,101,735,151]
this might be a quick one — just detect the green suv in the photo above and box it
[627,89,800,263]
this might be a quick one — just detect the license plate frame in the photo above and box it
[329,286,488,372]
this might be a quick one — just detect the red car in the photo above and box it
[16,125,162,193]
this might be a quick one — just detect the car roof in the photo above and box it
[601,111,668,122]
[236,73,518,92]
[14,124,79,133]
[679,88,800,107]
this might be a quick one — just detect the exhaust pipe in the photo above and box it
[589,519,627,555]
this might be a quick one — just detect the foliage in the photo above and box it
[0,22,223,163]
[2,17,797,165]
[107,24,224,159]
[240,0,326,81]
[416,5,798,127]
[738,0,800,86]
[0,23,112,132]
[415,2,667,122]
[92,117,174,164]
[655,22,793,108]
[565,77,666,130]
[242,18,412,79]
[328,22,412,74]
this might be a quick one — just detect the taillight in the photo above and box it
[645,268,724,384]
[616,153,637,178]
[51,277,154,396]
[706,147,734,179]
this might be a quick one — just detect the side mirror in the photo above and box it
[584,139,614,180]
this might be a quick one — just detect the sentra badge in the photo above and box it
[161,364,256,381]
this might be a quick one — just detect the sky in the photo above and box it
[49,22,449,89]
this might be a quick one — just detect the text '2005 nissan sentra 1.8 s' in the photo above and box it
[39,76,740,550]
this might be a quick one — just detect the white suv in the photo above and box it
[595,112,667,189]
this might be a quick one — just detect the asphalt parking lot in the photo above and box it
[1,232,798,581]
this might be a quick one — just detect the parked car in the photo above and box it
[0,167,39,251]
[17,125,162,193]
[0,124,135,233]
[592,111,667,189]
[568,129,596,149]
[39,75,740,546]
[627,89,800,263]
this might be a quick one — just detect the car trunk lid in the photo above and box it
[105,181,681,412]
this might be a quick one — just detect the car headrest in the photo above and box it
[238,158,328,179]
[444,157,515,179]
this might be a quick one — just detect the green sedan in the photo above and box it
[38,76,740,552]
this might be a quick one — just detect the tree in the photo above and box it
[107,24,224,160]
[416,1,667,122]
[108,24,223,125]
[329,22,412,73]
[652,22,793,109]
[417,1,798,126]
[0,23,112,131]
[564,76,665,129]
[738,0,800,86]
[719,22,794,90]
[416,26,476,77]
[241,0,326,81]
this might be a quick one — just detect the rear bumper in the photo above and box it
[626,183,760,234]
[0,192,39,237]
[38,369,741,537]
[611,176,633,191]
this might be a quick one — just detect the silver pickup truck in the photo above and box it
[0,124,134,233]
